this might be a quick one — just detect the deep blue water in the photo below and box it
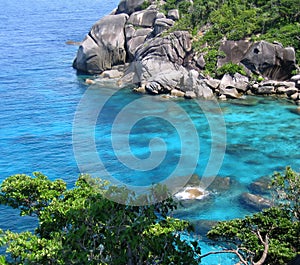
[0,1,299,264]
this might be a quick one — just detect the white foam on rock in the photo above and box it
[174,186,209,200]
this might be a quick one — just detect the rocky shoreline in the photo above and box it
[72,0,299,104]
[174,173,273,213]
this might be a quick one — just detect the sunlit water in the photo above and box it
[0,1,299,264]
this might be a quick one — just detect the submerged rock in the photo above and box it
[248,176,272,195]
[186,173,202,186]
[184,174,232,193]
[203,176,231,192]
[289,107,300,116]
[191,219,219,236]
[240,192,272,211]
[85,78,95,85]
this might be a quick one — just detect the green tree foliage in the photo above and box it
[0,173,201,265]
[0,172,66,216]
[206,167,300,265]
[163,0,300,65]
[216,62,247,77]
[202,48,225,77]
[271,166,300,221]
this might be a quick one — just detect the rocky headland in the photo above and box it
[72,0,300,104]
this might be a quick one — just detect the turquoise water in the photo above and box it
[0,1,299,264]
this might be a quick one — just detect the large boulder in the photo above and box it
[153,18,175,36]
[218,40,296,81]
[219,74,241,98]
[73,14,128,74]
[241,41,296,81]
[167,9,180,21]
[120,30,215,98]
[143,64,188,94]
[218,40,253,67]
[116,0,147,15]
[181,69,213,99]
[127,9,158,27]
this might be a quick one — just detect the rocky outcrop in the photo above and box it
[153,17,175,36]
[174,174,210,201]
[121,30,195,94]
[291,74,300,88]
[73,0,299,102]
[127,9,158,27]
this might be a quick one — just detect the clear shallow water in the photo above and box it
[0,1,299,264]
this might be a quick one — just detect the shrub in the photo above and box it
[216,62,247,77]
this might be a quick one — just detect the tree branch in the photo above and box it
[253,231,269,265]
[199,249,248,265]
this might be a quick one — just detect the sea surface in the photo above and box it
[0,0,299,264]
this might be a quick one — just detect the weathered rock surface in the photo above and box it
[219,40,297,81]
[167,9,180,21]
[241,41,296,81]
[125,26,152,60]
[153,17,175,36]
[291,74,300,85]
[127,9,158,27]
[218,74,248,98]
[73,14,128,74]
[184,91,197,99]
[218,40,253,67]
[101,69,124,79]
[122,31,194,94]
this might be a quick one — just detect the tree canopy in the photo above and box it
[0,167,299,264]
[0,173,201,265]
[206,166,300,265]
[162,0,300,64]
